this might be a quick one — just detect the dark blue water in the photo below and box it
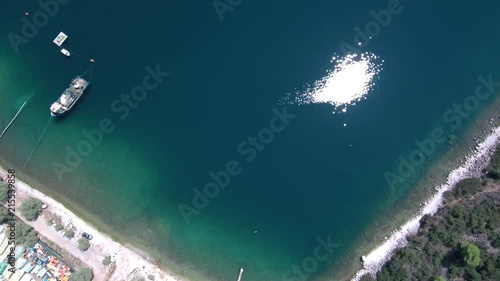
[1,0,499,280]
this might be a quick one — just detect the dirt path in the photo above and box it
[446,181,500,207]
[9,203,108,280]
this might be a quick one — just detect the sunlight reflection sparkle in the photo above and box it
[280,53,382,113]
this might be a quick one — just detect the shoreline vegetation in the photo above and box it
[3,122,499,281]
[323,96,500,281]
[372,160,500,281]
[0,167,184,281]
[352,127,500,281]
[0,93,497,281]
[0,99,498,281]
[341,100,500,280]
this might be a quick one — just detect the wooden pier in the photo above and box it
[236,267,244,281]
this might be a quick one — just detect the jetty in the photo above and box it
[236,267,244,281]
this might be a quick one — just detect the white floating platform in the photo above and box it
[53,32,68,47]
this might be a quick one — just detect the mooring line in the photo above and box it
[19,116,52,176]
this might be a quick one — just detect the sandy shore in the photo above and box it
[351,125,500,280]
[1,168,184,281]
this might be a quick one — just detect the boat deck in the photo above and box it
[50,77,89,115]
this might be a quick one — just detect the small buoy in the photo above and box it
[25,12,29,16]
[90,59,95,63]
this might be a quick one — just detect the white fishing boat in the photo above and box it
[50,76,89,116]
[53,32,68,47]
[61,49,70,57]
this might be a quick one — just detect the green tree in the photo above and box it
[0,207,10,223]
[461,242,481,268]
[15,222,38,246]
[64,229,75,239]
[69,268,93,281]
[54,223,64,231]
[434,276,446,281]
[491,237,500,248]
[78,238,91,251]
[19,197,43,221]
[102,255,111,266]
[453,178,482,199]
[486,144,500,179]
[0,183,8,202]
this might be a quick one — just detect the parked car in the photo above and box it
[82,232,93,240]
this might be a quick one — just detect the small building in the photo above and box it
[9,268,24,281]
[37,268,48,278]
[20,273,34,281]
[14,246,26,259]
[22,262,35,273]
[0,262,7,275]
[31,264,42,275]
[0,239,9,257]
[15,257,28,269]
[0,232,6,244]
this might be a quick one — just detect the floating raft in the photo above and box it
[53,32,68,47]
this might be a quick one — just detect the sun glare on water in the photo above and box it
[281,53,383,112]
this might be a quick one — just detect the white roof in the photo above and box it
[60,94,71,106]
[50,103,62,111]
[53,32,68,47]
[20,273,34,281]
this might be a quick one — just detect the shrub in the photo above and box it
[64,229,75,239]
[19,197,43,221]
[55,223,64,231]
[491,234,500,248]
[461,242,481,268]
[102,255,111,266]
[452,178,482,199]
[49,214,62,225]
[78,238,91,251]
[69,268,93,281]
[486,144,500,179]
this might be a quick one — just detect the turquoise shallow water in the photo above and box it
[1,0,500,280]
